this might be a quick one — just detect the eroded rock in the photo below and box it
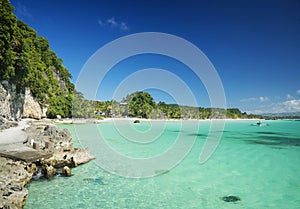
[22,88,47,119]
[0,157,32,209]
[26,124,73,151]
[1,123,95,208]
[63,166,72,177]
[44,165,56,179]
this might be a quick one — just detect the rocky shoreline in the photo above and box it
[0,121,95,209]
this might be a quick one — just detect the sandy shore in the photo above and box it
[0,119,36,145]
[53,117,264,124]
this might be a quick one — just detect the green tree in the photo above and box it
[128,92,156,118]
[0,0,17,79]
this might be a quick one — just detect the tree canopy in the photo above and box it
[128,92,155,118]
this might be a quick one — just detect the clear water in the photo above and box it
[24,120,300,209]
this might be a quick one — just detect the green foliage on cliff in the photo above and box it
[0,0,74,118]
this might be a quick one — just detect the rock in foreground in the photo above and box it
[0,157,32,209]
[0,123,95,208]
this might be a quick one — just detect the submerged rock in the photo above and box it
[83,177,105,185]
[222,195,241,202]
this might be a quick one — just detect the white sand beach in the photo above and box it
[0,119,33,145]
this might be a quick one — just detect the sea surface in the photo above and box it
[24,120,300,209]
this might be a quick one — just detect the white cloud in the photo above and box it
[281,99,300,112]
[107,17,118,27]
[97,17,129,31]
[287,94,294,99]
[15,2,33,19]
[241,96,270,102]
[97,19,105,26]
[120,22,129,31]
[248,109,264,115]
[249,99,300,114]
[259,96,269,102]
[297,89,300,95]
[240,97,257,102]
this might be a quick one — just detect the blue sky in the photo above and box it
[10,0,300,113]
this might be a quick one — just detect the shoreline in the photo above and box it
[50,117,266,124]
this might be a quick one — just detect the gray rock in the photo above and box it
[3,190,13,196]
[9,185,22,192]
[0,157,32,209]
[44,125,59,136]
[0,81,24,121]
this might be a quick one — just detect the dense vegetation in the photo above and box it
[94,91,262,119]
[0,0,74,118]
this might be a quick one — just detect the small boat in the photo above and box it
[257,121,263,127]
[250,121,268,126]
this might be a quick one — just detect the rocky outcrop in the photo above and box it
[0,82,47,122]
[0,157,32,209]
[22,88,47,120]
[63,166,72,177]
[0,123,95,208]
[25,124,95,179]
[26,124,73,151]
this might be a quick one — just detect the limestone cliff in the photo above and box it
[0,81,47,120]
[0,81,23,120]
[22,88,47,119]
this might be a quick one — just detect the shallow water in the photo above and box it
[24,120,300,209]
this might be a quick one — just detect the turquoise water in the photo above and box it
[24,120,300,209]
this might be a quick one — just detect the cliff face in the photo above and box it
[0,81,47,120]
[22,88,48,119]
[0,81,23,120]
